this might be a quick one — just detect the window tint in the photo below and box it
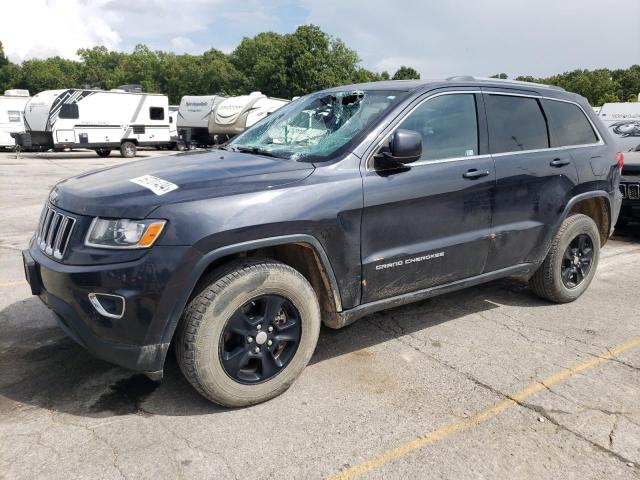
[544,100,598,147]
[398,93,478,161]
[486,95,548,153]
[149,107,164,120]
[8,110,21,122]
[59,103,79,119]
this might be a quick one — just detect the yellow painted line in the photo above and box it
[0,280,26,288]
[329,337,640,480]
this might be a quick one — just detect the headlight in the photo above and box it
[85,218,166,249]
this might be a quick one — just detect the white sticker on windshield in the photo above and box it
[129,175,178,196]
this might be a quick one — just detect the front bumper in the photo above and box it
[23,242,198,372]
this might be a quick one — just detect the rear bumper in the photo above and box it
[23,242,199,372]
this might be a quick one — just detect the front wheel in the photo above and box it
[529,214,600,303]
[120,141,136,158]
[175,259,321,407]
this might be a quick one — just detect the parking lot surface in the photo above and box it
[0,149,639,479]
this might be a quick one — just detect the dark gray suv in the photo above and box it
[23,77,623,406]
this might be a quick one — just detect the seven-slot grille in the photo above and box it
[620,183,640,201]
[37,205,76,259]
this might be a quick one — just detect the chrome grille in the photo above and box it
[36,205,76,259]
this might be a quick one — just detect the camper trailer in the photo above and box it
[21,89,171,157]
[599,100,640,152]
[176,94,225,147]
[208,92,289,138]
[0,89,30,148]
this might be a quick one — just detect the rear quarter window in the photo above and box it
[486,94,549,154]
[543,99,598,147]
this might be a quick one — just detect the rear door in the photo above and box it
[483,90,580,272]
[361,91,495,303]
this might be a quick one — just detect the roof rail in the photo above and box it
[446,76,565,91]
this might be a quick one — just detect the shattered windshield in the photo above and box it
[228,90,407,162]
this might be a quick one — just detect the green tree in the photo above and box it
[231,32,288,97]
[18,57,80,93]
[0,41,21,92]
[490,73,508,79]
[77,46,126,89]
[0,41,9,69]
[392,66,420,80]
[282,25,361,96]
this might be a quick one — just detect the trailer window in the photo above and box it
[59,104,79,119]
[8,111,21,122]
[150,107,165,120]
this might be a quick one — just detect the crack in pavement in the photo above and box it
[368,317,640,469]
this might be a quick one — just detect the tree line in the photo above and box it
[0,24,637,106]
[0,25,419,104]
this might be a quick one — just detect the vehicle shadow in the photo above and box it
[0,278,548,418]
[612,221,640,242]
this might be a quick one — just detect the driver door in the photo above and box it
[360,91,495,303]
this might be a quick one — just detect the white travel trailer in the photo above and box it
[0,89,30,148]
[598,100,640,152]
[209,92,289,137]
[21,89,172,157]
[176,94,226,147]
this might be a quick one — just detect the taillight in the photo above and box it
[616,152,624,170]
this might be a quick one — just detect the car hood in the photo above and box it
[50,150,314,218]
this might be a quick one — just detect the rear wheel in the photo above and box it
[529,214,600,303]
[120,141,136,158]
[95,148,111,157]
[175,259,321,407]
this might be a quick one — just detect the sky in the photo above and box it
[2,0,639,78]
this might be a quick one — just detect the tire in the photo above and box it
[176,142,186,151]
[95,148,111,157]
[175,259,321,407]
[120,141,136,158]
[529,214,600,303]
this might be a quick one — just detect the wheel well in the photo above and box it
[195,243,340,327]
[569,197,610,245]
[121,139,138,145]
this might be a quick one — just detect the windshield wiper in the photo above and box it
[233,145,284,159]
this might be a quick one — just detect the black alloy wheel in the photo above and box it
[219,294,302,384]
[560,233,593,289]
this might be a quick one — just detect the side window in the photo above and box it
[149,107,165,120]
[59,103,79,119]
[486,95,549,153]
[397,93,478,161]
[8,111,21,122]
[544,100,598,147]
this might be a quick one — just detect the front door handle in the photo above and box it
[550,158,571,167]
[463,169,490,179]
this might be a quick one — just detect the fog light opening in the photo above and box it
[88,293,125,319]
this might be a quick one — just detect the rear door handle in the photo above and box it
[463,169,490,179]
[550,158,571,167]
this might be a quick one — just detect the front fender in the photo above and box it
[158,234,343,348]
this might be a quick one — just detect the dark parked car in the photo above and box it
[618,147,640,225]
[23,77,623,406]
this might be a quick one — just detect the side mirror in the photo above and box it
[375,129,422,168]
